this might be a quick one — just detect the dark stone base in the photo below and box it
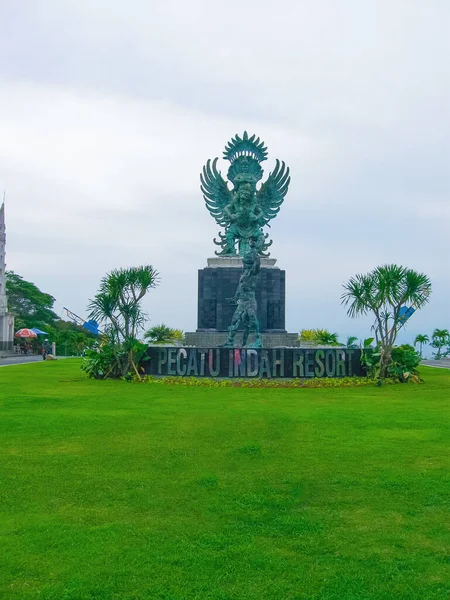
[185,331,300,348]
[197,263,286,331]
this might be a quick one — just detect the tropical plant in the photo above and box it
[298,329,341,346]
[359,337,382,378]
[171,329,185,343]
[81,340,119,379]
[298,329,316,342]
[144,324,184,344]
[314,329,341,346]
[389,344,422,383]
[346,336,359,349]
[342,264,431,378]
[430,328,450,359]
[414,334,429,358]
[84,265,160,379]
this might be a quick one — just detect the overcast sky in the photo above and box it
[0,0,448,345]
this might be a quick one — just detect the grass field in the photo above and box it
[0,360,449,600]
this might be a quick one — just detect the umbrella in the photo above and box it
[31,328,49,335]
[15,328,38,338]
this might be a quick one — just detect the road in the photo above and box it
[0,355,45,367]
[421,359,450,369]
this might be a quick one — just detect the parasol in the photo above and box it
[31,328,49,335]
[15,328,38,338]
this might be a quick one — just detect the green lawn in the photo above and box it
[0,361,449,600]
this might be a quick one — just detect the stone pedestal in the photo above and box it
[196,257,286,332]
[184,331,300,348]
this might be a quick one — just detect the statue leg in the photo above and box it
[224,229,237,255]
[222,307,242,347]
[242,318,250,347]
[239,237,250,256]
[246,312,262,349]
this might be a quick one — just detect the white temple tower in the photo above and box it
[0,201,15,352]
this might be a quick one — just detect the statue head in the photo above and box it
[238,183,253,204]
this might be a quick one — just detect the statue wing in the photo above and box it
[201,158,233,226]
[256,160,290,223]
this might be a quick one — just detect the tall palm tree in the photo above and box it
[144,324,174,343]
[342,264,432,377]
[414,334,429,357]
[430,329,450,359]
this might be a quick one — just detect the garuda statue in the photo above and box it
[201,132,290,257]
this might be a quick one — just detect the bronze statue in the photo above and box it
[201,132,290,257]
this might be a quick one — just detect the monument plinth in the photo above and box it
[197,257,285,332]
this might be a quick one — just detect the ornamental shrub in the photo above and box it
[389,344,422,383]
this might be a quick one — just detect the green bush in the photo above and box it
[81,342,119,379]
[82,339,150,380]
[298,329,341,346]
[389,344,422,383]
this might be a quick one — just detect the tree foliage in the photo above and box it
[144,324,185,344]
[389,344,422,383]
[298,329,341,346]
[342,264,431,377]
[346,336,359,349]
[414,334,429,357]
[47,320,96,356]
[430,329,450,359]
[6,271,95,354]
[5,271,58,329]
[83,265,160,379]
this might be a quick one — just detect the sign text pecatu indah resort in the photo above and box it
[145,347,364,379]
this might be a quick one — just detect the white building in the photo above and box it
[0,202,15,352]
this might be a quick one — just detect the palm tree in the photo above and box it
[298,329,316,342]
[341,264,432,377]
[298,329,340,346]
[430,329,450,359]
[414,334,429,357]
[144,324,174,343]
[314,329,340,346]
[144,325,185,344]
[87,265,160,377]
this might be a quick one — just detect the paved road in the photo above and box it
[0,355,74,367]
[0,355,45,367]
[421,359,450,369]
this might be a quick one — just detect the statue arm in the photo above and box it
[254,205,267,224]
[224,200,238,221]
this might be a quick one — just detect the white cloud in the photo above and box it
[0,0,448,341]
